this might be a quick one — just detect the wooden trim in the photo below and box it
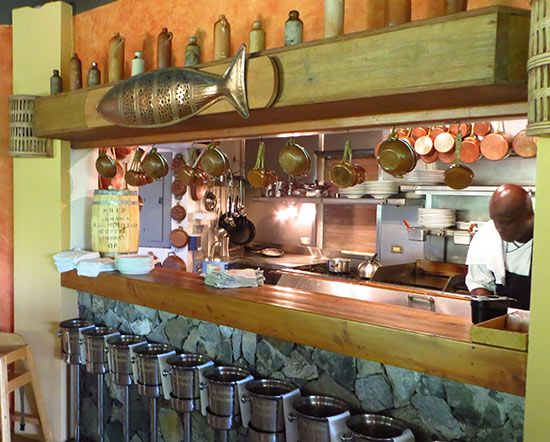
[61,269,527,396]
[33,6,530,148]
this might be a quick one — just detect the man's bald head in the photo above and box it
[489,184,534,243]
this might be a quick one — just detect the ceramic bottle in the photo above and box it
[131,51,145,76]
[285,10,303,46]
[385,0,411,26]
[157,27,173,69]
[185,36,201,66]
[69,53,82,91]
[50,69,62,95]
[214,14,231,59]
[366,0,385,29]
[324,0,345,38]
[108,32,125,82]
[88,62,101,87]
[249,20,266,53]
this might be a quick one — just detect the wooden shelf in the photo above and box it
[34,6,529,148]
[61,269,527,396]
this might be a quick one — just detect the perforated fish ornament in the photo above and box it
[96,44,249,128]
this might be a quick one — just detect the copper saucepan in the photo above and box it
[449,122,471,137]
[430,126,448,140]
[512,130,538,158]
[459,123,481,163]
[434,131,455,153]
[420,149,439,164]
[473,121,493,137]
[414,127,434,156]
[480,121,511,161]
[278,138,311,177]
[444,132,474,190]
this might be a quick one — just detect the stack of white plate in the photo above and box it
[339,181,399,199]
[418,208,456,229]
[406,170,445,185]
[115,254,155,275]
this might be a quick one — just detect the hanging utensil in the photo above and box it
[329,137,359,189]
[278,138,311,177]
[170,179,187,198]
[162,252,187,271]
[473,121,493,137]
[248,141,278,188]
[459,122,481,163]
[449,122,472,137]
[444,130,474,190]
[169,227,189,248]
[170,203,187,222]
[114,146,135,161]
[414,127,434,156]
[376,131,418,177]
[200,143,230,177]
[480,121,511,161]
[143,146,169,180]
[204,191,218,211]
[95,149,117,178]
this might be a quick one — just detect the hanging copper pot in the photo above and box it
[449,122,471,137]
[162,252,186,271]
[430,126,448,140]
[411,127,429,140]
[437,149,456,164]
[473,122,493,137]
[414,128,434,156]
[96,149,117,178]
[171,179,187,198]
[278,138,311,177]
[398,128,415,147]
[377,133,417,177]
[512,130,537,158]
[200,144,230,177]
[169,227,189,248]
[458,123,481,163]
[434,131,455,153]
[420,149,439,164]
[444,132,474,190]
[170,204,187,222]
[171,153,187,172]
[480,121,511,161]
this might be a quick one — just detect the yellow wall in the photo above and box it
[12,2,76,440]
[524,138,550,440]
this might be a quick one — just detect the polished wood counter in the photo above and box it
[61,269,527,396]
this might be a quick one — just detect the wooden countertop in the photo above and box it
[61,269,527,396]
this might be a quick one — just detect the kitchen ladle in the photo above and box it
[444,130,474,190]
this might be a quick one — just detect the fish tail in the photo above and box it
[222,44,249,119]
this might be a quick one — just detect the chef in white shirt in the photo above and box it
[466,184,534,310]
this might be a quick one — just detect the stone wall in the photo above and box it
[78,292,525,442]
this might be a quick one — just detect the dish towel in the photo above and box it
[465,220,506,285]
[204,269,265,288]
[76,258,116,277]
[53,250,101,273]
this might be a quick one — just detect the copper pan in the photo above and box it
[430,126,448,140]
[512,130,537,158]
[411,126,429,140]
[437,149,456,164]
[449,123,471,137]
[459,123,481,163]
[414,128,434,156]
[398,128,415,147]
[473,122,493,137]
[420,149,439,164]
[480,121,511,161]
[434,132,455,153]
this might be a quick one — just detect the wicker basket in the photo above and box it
[8,95,52,157]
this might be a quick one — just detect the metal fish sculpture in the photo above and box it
[96,44,249,128]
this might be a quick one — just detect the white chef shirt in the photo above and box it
[465,220,532,293]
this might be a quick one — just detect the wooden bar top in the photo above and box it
[61,268,527,396]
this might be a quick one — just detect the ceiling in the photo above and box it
[1,0,116,25]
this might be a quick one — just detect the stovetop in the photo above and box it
[285,263,365,283]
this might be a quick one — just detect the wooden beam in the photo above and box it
[61,269,527,396]
[34,6,530,148]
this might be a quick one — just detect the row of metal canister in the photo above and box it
[58,318,417,442]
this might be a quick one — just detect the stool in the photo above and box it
[0,333,52,442]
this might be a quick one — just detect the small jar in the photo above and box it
[108,32,125,82]
[285,10,303,46]
[50,69,62,95]
[69,53,82,91]
[213,14,231,60]
[131,51,145,76]
[324,0,345,38]
[249,20,266,53]
[88,62,101,87]
[385,0,411,26]
[185,36,201,66]
[366,0,386,29]
[157,27,173,69]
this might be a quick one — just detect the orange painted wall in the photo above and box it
[73,0,531,82]
[0,25,13,333]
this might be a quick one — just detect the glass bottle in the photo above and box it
[157,27,173,69]
[249,20,266,53]
[131,51,145,76]
[366,0,385,30]
[324,0,345,38]
[185,36,201,66]
[285,10,303,46]
[108,32,125,82]
[213,14,231,60]
[50,69,62,95]
[69,53,82,91]
[88,62,101,87]
[385,0,411,26]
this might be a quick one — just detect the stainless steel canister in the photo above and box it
[341,414,415,441]
[83,326,120,374]
[248,425,286,442]
[107,334,147,385]
[328,258,351,273]
[166,353,212,412]
[59,318,95,364]
[291,395,349,442]
[244,379,297,433]
[134,343,175,397]
[202,366,251,417]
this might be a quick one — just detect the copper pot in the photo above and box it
[200,144,230,177]
[459,123,481,163]
[169,227,189,248]
[420,149,439,163]
[437,149,456,164]
[376,136,417,177]
[449,123,471,137]
[190,168,209,201]
[171,153,187,172]
[397,128,415,147]
[480,122,511,161]
[512,130,537,158]
[434,132,455,153]
[171,204,187,222]
[162,252,186,271]
[414,128,434,156]
[430,126,448,140]
[473,122,493,137]
[444,163,474,190]
[278,139,311,177]
[114,146,135,160]
[171,179,187,198]
[411,127,429,140]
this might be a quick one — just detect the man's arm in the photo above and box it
[466,264,497,295]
